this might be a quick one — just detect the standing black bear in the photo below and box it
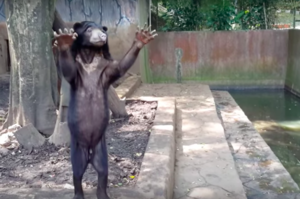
[52,21,157,199]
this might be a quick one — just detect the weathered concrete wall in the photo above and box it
[0,0,4,22]
[0,0,149,75]
[56,0,138,27]
[148,30,289,88]
[286,30,300,96]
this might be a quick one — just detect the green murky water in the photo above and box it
[229,89,300,187]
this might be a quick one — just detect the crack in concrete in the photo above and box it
[177,168,235,199]
[233,142,246,154]
[197,168,208,185]
[67,0,73,22]
[81,0,92,20]
[114,0,122,26]
[112,0,131,33]
[98,0,103,25]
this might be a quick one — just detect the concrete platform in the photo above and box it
[132,84,247,199]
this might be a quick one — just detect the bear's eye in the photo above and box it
[87,27,92,32]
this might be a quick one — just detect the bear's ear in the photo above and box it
[103,26,108,32]
[73,22,82,32]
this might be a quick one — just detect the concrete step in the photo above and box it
[132,84,247,199]
[173,86,247,199]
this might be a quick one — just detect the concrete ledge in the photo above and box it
[115,75,142,99]
[207,80,285,90]
[131,97,176,199]
[213,91,300,199]
[285,85,300,98]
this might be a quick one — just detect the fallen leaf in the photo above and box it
[136,153,142,157]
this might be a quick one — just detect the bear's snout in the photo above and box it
[89,29,107,44]
[99,33,107,41]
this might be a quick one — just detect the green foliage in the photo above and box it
[159,1,203,31]
[156,0,280,31]
[206,2,236,31]
[234,7,265,29]
[234,0,278,30]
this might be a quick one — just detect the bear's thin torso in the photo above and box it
[68,55,111,148]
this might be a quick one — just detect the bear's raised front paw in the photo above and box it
[135,23,158,47]
[53,28,78,50]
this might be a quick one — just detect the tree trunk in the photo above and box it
[108,86,128,118]
[3,1,58,136]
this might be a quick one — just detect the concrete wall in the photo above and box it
[0,0,149,75]
[56,0,138,27]
[286,30,300,96]
[147,30,289,88]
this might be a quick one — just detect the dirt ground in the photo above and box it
[0,74,157,189]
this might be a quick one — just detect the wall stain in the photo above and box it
[175,48,183,83]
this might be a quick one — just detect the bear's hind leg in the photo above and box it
[91,135,110,199]
[71,136,89,199]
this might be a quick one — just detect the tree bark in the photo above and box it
[3,1,58,136]
[108,86,128,118]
